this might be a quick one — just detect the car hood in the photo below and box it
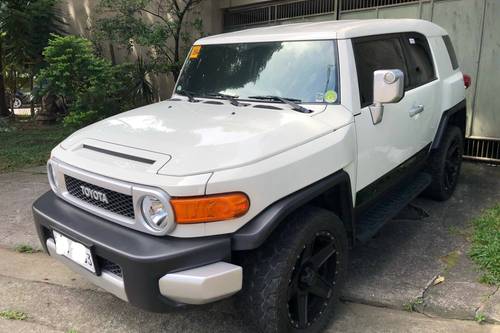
[60,100,352,176]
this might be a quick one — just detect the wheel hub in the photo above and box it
[299,266,316,286]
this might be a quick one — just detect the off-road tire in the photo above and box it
[425,126,463,201]
[236,206,348,333]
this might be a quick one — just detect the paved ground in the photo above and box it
[0,162,499,332]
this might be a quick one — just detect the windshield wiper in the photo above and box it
[248,95,312,113]
[206,92,242,107]
[177,90,198,102]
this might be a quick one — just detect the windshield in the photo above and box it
[175,40,339,104]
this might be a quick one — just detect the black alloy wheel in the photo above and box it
[424,125,463,201]
[288,230,338,329]
[443,138,461,192]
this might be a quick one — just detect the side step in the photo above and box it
[356,172,432,243]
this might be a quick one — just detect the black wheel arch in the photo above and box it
[231,170,354,251]
[431,99,466,150]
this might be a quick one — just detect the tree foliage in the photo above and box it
[37,35,121,126]
[37,35,157,127]
[0,0,64,117]
[95,0,204,80]
[2,0,63,69]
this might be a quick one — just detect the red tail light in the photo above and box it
[463,74,471,89]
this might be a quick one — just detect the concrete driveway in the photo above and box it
[0,162,499,332]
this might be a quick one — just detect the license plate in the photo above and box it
[53,231,96,273]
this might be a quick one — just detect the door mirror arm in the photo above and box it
[369,69,404,125]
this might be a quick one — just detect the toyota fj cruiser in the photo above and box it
[33,19,469,332]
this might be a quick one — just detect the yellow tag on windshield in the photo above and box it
[324,90,337,103]
[189,45,202,59]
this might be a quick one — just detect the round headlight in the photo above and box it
[141,195,169,231]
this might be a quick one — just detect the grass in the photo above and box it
[0,120,73,173]
[14,244,40,254]
[469,204,500,286]
[403,297,424,312]
[475,312,486,324]
[0,310,27,321]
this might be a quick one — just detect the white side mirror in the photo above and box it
[370,69,404,125]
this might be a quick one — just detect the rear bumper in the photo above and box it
[33,191,241,312]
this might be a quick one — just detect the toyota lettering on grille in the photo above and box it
[80,185,109,204]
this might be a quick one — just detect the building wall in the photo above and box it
[60,0,221,99]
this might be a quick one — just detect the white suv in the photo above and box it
[33,19,468,332]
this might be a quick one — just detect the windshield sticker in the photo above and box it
[189,45,201,59]
[324,90,337,103]
[315,93,325,102]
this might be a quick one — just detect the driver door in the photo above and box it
[352,34,421,207]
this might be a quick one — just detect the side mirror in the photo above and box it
[369,69,404,125]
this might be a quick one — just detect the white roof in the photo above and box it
[196,19,447,45]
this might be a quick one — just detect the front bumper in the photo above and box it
[33,191,241,312]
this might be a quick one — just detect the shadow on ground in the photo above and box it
[344,162,500,321]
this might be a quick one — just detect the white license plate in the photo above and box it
[53,231,96,273]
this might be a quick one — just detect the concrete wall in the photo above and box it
[60,0,221,99]
[338,0,499,139]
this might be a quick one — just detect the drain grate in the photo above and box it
[464,137,500,164]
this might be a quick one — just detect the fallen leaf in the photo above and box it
[433,275,445,285]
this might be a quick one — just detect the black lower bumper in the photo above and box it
[32,191,232,312]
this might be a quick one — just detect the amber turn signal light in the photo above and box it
[171,193,250,224]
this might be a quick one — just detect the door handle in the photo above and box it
[409,104,424,117]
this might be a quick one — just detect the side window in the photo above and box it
[353,36,409,108]
[402,33,436,88]
[442,35,459,70]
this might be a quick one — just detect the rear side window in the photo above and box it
[443,35,459,70]
[402,33,436,88]
[353,36,409,108]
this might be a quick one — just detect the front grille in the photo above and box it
[64,175,135,219]
[99,257,123,278]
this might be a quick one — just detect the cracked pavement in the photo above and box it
[0,162,499,332]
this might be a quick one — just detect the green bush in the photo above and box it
[36,35,149,127]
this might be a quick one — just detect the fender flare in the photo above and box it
[431,99,466,150]
[231,170,353,251]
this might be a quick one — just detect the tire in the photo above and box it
[13,97,22,109]
[424,125,463,201]
[236,206,348,333]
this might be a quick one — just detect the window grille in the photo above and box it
[464,137,500,164]
[224,0,335,30]
[340,0,422,12]
[224,0,429,30]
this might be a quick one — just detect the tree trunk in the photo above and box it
[172,33,181,81]
[30,73,35,118]
[0,40,10,118]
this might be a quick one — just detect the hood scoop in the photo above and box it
[83,144,156,165]
[63,139,171,175]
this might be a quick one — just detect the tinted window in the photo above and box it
[443,35,459,70]
[353,36,408,107]
[176,41,339,104]
[402,33,436,87]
